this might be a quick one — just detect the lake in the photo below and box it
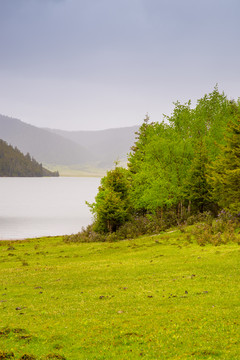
[0,177,101,240]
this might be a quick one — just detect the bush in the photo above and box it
[186,211,214,226]
[63,211,176,243]
[190,210,239,246]
[63,209,240,245]
[63,225,106,243]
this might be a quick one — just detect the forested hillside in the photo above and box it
[68,87,240,242]
[0,139,59,177]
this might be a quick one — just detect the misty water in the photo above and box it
[0,177,100,240]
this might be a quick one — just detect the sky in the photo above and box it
[0,0,240,131]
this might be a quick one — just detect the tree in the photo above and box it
[128,113,151,175]
[185,139,213,213]
[128,87,234,218]
[88,166,132,233]
[209,114,240,214]
[128,118,193,217]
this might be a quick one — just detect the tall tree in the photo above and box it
[185,139,213,213]
[88,166,131,233]
[128,114,151,175]
[209,114,240,214]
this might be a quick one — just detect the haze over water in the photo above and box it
[0,177,100,240]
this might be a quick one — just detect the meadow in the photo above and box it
[0,229,239,360]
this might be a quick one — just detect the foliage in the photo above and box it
[84,87,240,239]
[87,166,132,233]
[129,121,193,213]
[63,224,105,243]
[127,86,239,222]
[64,213,171,243]
[65,208,238,244]
[185,139,215,213]
[0,139,59,177]
[190,210,239,246]
[128,113,151,175]
[127,87,231,218]
[208,109,240,214]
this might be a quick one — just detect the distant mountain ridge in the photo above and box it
[0,114,139,172]
[45,126,139,167]
[0,114,96,166]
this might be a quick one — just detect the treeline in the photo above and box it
[127,87,240,218]
[0,139,59,177]
[65,87,240,243]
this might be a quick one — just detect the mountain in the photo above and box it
[0,114,139,172]
[0,114,95,166]
[0,139,59,177]
[45,126,139,167]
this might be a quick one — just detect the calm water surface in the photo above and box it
[0,177,100,240]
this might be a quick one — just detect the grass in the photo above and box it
[0,230,240,359]
[43,159,127,177]
[43,164,106,177]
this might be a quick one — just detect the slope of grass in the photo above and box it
[0,231,240,359]
[43,164,106,177]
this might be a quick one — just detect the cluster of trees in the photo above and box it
[0,139,59,177]
[89,87,240,234]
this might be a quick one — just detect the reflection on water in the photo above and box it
[0,177,100,240]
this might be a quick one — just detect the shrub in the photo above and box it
[63,212,174,243]
[190,210,239,246]
[186,211,214,226]
[63,208,240,245]
[87,166,132,233]
[63,225,106,243]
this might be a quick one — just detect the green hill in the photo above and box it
[0,231,239,359]
[0,139,59,177]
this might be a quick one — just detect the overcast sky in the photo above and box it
[0,0,240,130]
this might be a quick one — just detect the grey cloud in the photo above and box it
[0,0,240,129]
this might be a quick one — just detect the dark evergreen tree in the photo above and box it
[87,166,131,233]
[185,139,214,213]
[209,115,240,214]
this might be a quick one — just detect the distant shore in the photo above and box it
[44,164,106,177]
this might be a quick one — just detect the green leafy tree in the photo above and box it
[128,87,234,218]
[128,114,152,175]
[88,166,132,233]
[88,88,240,237]
[129,118,193,218]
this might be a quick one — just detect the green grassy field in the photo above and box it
[0,230,240,359]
